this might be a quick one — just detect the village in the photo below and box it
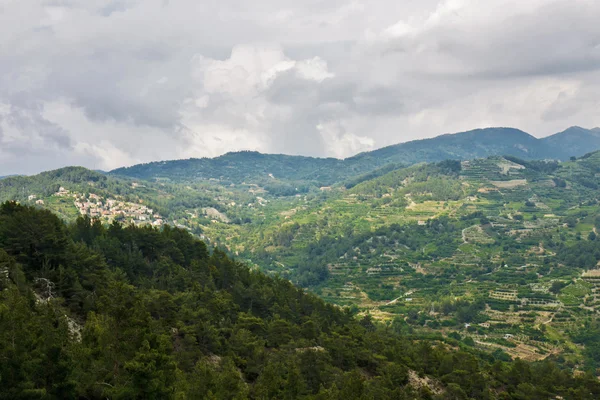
[29,186,164,227]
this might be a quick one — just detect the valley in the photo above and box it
[4,127,600,375]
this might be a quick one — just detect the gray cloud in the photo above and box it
[0,0,599,174]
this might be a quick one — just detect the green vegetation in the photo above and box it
[5,203,600,398]
[11,151,600,370]
[111,127,600,188]
[6,127,600,395]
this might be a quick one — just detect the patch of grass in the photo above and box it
[559,280,591,306]
[575,223,593,232]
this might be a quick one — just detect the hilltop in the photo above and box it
[349,127,550,165]
[541,126,600,158]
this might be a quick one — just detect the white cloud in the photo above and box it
[317,121,375,158]
[74,141,136,171]
[195,45,333,97]
[0,0,599,174]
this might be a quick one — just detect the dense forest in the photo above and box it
[2,202,600,399]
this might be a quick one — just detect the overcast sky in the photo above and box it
[1,0,599,174]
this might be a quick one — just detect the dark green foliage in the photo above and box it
[556,238,600,269]
[344,163,405,189]
[2,202,600,398]
[572,320,600,371]
[549,281,569,294]
[436,159,462,174]
[0,201,69,277]
[503,155,560,174]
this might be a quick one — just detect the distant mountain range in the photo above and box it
[111,126,600,186]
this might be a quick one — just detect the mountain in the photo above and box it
[111,126,600,187]
[347,127,557,167]
[541,126,600,158]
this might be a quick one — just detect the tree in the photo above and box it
[121,336,178,399]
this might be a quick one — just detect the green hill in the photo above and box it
[0,166,256,231]
[111,151,349,188]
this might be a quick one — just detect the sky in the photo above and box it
[1,0,599,175]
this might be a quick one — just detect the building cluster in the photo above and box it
[27,187,169,227]
[73,193,163,226]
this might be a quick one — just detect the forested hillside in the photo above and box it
[541,127,600,159]
[111,126,600,188]
[3,202,600,399]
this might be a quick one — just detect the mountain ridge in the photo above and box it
[346,127,551,164]
[111,126,600,186]
[541,126,600,158]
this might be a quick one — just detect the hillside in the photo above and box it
[188,152,600,369]
[0,166,260,231]
[111,126,600,188]
[8,151,600,379]
[348,127,555,166]
[111,151,351,189]
[6,203,600,398]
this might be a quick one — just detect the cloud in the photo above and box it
[183,44,336,156]
[317,121,375,158]
[0,0,599,174]
[380,0,600,79]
